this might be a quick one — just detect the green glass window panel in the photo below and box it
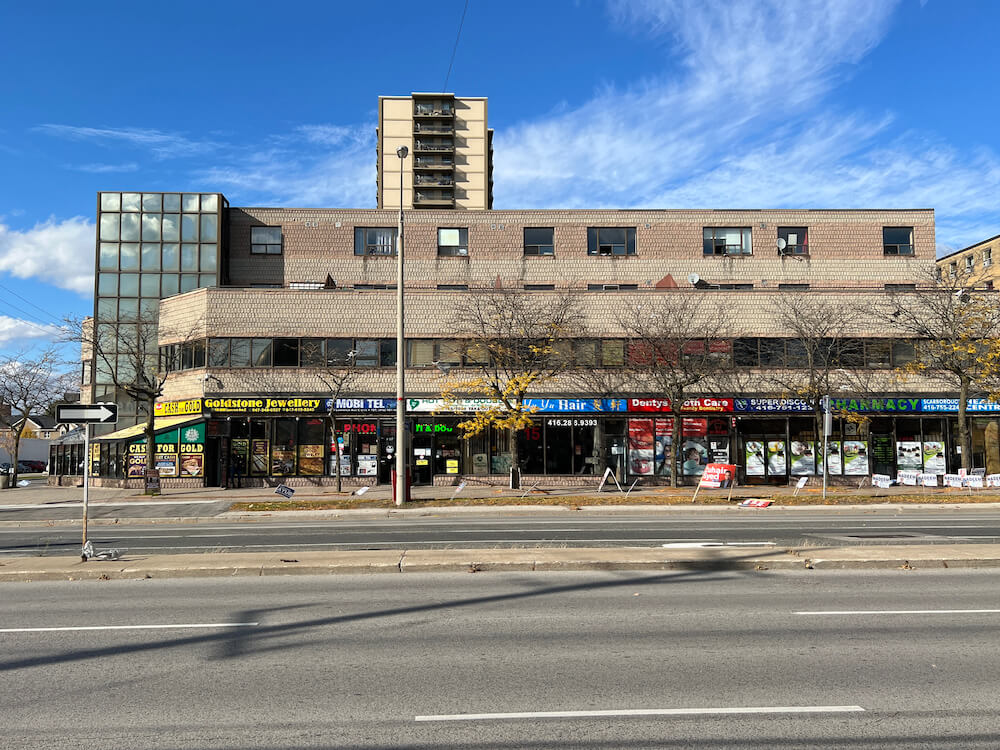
[198,274,215,288]
[95,360,114,385]
[141,213,161,241]
[200,214,218,242]
[161,275,179,297]
[252,338,272,367]
[140,274,160,297]
[139,299,159,320]
[200,244,217,272]
[98,274,117,296]
[181,215,198,241]
[141,243,160,270]
[180,274,198,293]
[97,299,116,319]
[121,193,141,211]
[162,243,179,271]
[200,194,218,212]
[119,243,140,271]
[100,193,121,211]
[181,243,198,271]
[119,274,139,297]
[142,194,161,212]
[99,243,119,270]
[118,299,138,321]
[100,213,120,241]
[230,338,251,367]
[208,339,230,367]
[182,194,200,212]
[161,213,179,241]
[163,194,181,212]
[120,213,140,241]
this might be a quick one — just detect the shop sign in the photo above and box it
[408,398,626,413]
[734,398,812,412]
[204,397,325,414]
[628,398,733,412]
[920,398,1000,412]
[415,423,454,433]
[154,399,203,417]
[327,397,395,411]
[831,398,921,413]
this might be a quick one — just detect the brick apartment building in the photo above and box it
[75,94,1000,488]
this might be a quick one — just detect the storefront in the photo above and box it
[93,394,1000,487]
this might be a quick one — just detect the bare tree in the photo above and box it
[441,289,582,488]
[617,293,739,487]
[880,267,1000,471]
[67,311,198,491]
[0,346,73,484]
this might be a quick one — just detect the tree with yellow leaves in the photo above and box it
[440,289,581,488]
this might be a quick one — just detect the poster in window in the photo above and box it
[896,441,922,470]
[922,441,946,473]
[628,419,654,475]
[491,453,511,474]
[472,453,489,475]
[709,437,730,464]
[789,441,815,476]
[681,439,708,476]
[250,439,269,475]
[843,440,869,475]
[745,440,765,476]
[179,453,204,477]
[155,454,177,477]
[826,441,843,475]
[654,418,672,476]
[127,454,146,478]
[299,444,324,475]
[766,441,787,475]
[271,449,296,476]
[357,455,378,476]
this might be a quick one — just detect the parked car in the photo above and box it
[19,460,46,473]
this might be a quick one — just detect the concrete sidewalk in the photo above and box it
[3,543,1000,582]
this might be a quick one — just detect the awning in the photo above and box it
[96,415,202,442]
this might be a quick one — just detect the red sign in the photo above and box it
[699,463,737,488]
[628,398,733,413]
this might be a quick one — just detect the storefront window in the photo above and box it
[518,424,545,474]
[271,419,297,476]
[297,418,325,475]
[249,419,269,475]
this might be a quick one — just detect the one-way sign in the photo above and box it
[56,403,119,424]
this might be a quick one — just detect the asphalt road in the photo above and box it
[3,507,1000,556]
[2,569,998,748]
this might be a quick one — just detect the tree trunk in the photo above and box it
[510,398,522,489]
[332,414,343,493]
[143,396,158,495]
[958,378,972,472]
[10,423,24,485]
[671,411,682,489]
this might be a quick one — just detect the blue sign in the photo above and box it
[921,398,1000,413]
[734,398,812,412]
[523,398,627,413]
[327,397,395,411]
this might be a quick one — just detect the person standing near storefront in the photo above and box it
[229,450,245,489]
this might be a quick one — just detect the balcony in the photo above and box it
[414,104,454,117]
[413,158,454,171]
[414,174,454,187]
[414,190,455,207]
[414,140,454,153]
[414,122,454,135]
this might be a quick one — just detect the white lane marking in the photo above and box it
[0,622,258,633]
[796,609,1000,616]
[415,705,866,722]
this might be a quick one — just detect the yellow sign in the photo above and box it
[446,459,459,474]
[155,399,203,416]
[204,397,324,414]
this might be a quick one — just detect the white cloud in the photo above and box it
[70,162,140,173]
[0,316,64,346]
[35,124,216,159]
[0,217,94,295]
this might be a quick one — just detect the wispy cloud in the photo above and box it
[0,315,64,346]
[0,217,94,295]
[68,162,140,173]
[35,124,217,159]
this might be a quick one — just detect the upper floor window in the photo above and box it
[524,228,554,256]
[778,283,810,291]
[965,255,975,272]
[251,226,282,255]
[354,227,397,256]
[949,262,957,278]
[587,227,636,256]
[437,228,468,256]
[703,227,752,256]
[777,227,808,256]
[885,283,916,292]
[586,283,639,291]
[524,283,556,291]
[882,227,914,256]
[984,248,993,267]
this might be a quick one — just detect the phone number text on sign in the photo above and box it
[546,418,598,427]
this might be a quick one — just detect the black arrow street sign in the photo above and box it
[56,403,119,425]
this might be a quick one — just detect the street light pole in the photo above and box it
[395,145,408,507]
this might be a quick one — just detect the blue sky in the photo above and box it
[1,0,998,357]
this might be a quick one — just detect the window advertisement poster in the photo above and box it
[789,441,816,476]
[745,440,766,476]
[825,441,843,475]
[298,444,324,476]
[708,437,730,464]
[896,441,922,471]
[767,441,787,475]
[179,423,205,478]
[922,441,946,474]
[271,448,296,476]
[654,418,672,477]
[628,419,655,475]
[154,452,178,477]
[127,450,146,478]
[681,438,708,476]
[250,439,269,475]
[843,440,870,475]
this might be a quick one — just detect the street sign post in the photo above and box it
[55,403,118,560]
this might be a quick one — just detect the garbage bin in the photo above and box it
[0,475,10,490]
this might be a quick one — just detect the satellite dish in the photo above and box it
[776,238,787,251]
[687,272,700,285]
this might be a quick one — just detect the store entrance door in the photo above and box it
[378,421,396,485]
